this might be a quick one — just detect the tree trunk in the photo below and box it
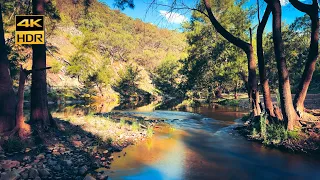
[203,0,261,115]
[30,0,51,128]
[247,48,261,116]
[0,4,16,133]
[257,6,275,117]
[16,66,31,138]
[267,0,298,130]
[289,0,319,117]
[234,81,238,99]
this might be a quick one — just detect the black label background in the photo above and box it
[16,16,44,31]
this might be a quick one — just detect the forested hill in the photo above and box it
[3,0,187,101]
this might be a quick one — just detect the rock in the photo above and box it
[23,156,31,162]
[47,159,57,166]
[73,141,83,147]
[0,170,20,180]
[25,148,31,153]
[79,165,88,175]
[38,169,50,178]
[83,174,96,180]
[102,150,108,155]
[34,176,41,180]
[97,174,108,180]
[53,165,61,172]
[28,168,39,179]
[72,134,81,141]
[63,160,72,166]
[20,170,29,179]
[36,154,45,160]
[1,160,20,170]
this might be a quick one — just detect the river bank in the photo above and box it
[0,112,163,180]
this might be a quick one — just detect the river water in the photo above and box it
[102,105,320,180]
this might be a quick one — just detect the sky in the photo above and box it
[100,0,307,32]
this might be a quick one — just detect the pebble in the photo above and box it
[79,165,88,175]
[83,174,96,180]
[38,168,50,178]
[0,170,20,180]
[28,168,39,178]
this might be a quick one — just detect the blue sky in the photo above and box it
[100,0,307,32]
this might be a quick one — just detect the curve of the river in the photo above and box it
[106,106,320,180]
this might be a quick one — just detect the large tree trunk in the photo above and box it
[203,0,261,115]
[257,6,275,117]
[0,4,16,133]
[289,0,319,117]
[30,0,51,128]
[267,0,298,130]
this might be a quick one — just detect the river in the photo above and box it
[99,104,320,180]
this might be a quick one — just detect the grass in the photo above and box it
[218,99,240,106]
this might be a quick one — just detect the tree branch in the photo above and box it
[289,0,312,14]
[203,0,251,53]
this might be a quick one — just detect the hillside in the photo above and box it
[4,0,187,102]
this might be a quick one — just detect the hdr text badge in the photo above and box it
[15,15,45,45]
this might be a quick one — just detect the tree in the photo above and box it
[264,0,298,130]
[29,0,52,129]
[0,4,16,133]
[257,5,275,117]
[203,0,261,116]
[289,0,319,116]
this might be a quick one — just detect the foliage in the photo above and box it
[181,0,250,96]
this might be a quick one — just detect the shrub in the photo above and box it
[264,124,288,145]
[260,114,267,139]
[106,137,113,145]
[132,122,139,131]
[120,118,126,126]
[147,126,154,137]
[219,99,239,106]
[2,137,25,153]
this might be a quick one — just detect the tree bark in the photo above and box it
[203,0,261,115]
[30,0,51,128]
[257,5,275,117]
[266,0,298,130]
[289,0,319,117]
[0,4,16,133]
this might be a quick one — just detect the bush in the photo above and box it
[2,137,25,153]
[264,124,288,145]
